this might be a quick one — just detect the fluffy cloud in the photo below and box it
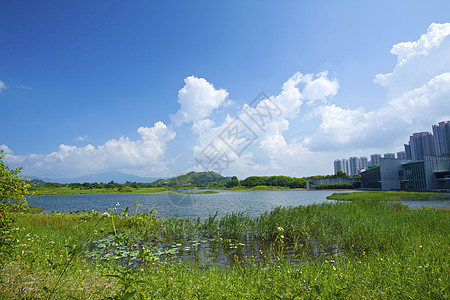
[274,71,339,118]
[0,81,5,92]
[386,72,450,124]
[307,22,450,152]
[4,121,175,178]
[187,23,450,176]
[191,119,215,135]
[390,23,450,67]
[189,72,339,176]
[170,76,229,126]
[374,22,450,97]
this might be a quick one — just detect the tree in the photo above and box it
[335,170,348,178]
[1,149,33,260]
[226,176,241,188]
[0,149,31,204]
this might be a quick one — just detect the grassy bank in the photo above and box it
[30,185,294,195]
[1,196,448,298]
[327,191,441,201]
[29,186,172,195]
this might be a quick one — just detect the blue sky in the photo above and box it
[1,1,450,180]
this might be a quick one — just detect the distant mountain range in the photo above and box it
[152,171,231,186]
[25,171,161,184]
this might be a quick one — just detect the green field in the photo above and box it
[29,185,294,195]
[327,191,441,201]
[29,185,172,195]
[1,192,449,299]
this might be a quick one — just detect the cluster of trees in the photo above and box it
[240,176,307,188]
[1,149,33,259]
[315,183,360,190]
[308,170,360,179]
[153,171,230,186]
[24,171,361,192]
[43,181,157,190]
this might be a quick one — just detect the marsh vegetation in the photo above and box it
[1,193,448,298]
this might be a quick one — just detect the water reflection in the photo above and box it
[29,190,343,220]
[399,195,450,209]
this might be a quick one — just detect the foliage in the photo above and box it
[308,171,360,179]
[0,150,32,203]
[240,175,306,188]
[0,149,33,263]
[315,183,355,190]
[226,176,241,188]
[327,191,440,201]
[153,171,231,186]
[30,172,368,195]
[1,192,449,298]
[30,184,170,196]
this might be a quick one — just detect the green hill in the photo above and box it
[152,171,231,186]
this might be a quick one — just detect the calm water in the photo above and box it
[28,190,450,219]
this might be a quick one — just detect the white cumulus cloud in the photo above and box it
[189,71,339,176]
[307,23,450,152]
[3,121,175,178]
[374,22,450,97]
[390,22,450,67]
[170,76,229,126]
[0,81,5,92]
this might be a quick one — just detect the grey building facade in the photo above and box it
[361,155,450,191]
[432,121,450,156]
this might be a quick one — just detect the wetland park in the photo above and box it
[1,162,449,299]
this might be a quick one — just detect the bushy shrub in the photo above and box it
[315,183,353,190]
[0,149,33,262]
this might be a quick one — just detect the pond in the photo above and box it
[29,190,450,220]
[29,190,340,220]
[29,190,449,267]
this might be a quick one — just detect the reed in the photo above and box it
[1,193,448,298]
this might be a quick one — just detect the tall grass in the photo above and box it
[327,190,440,201]
[1,196,448,298]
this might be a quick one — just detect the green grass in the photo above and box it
[30,186,172,195]
[226,185,292,191]
[30,185,294,196]
[1,195,449,299]
[174,190,219,195]
[327,190,441,201]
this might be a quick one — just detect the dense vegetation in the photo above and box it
[240,175,306,188]
[152,171,231,186]
[28,170,364,195]
[316,183,361,190]
[1,195,448,298]
[327,191,440,201]
[1,154,449,298]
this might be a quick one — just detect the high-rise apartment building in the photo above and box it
[432,121,450,156]
[349,156,360,176]
[334,159,343,174]
[404,144,412,160]
[342,158,349,175]
[359,156,368,171]
[335,121,450,176]
[408,132,436,161]
[397,151,407,160]
[334,158,350,175]
[370,154,381,166]
[384,153,396,159]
